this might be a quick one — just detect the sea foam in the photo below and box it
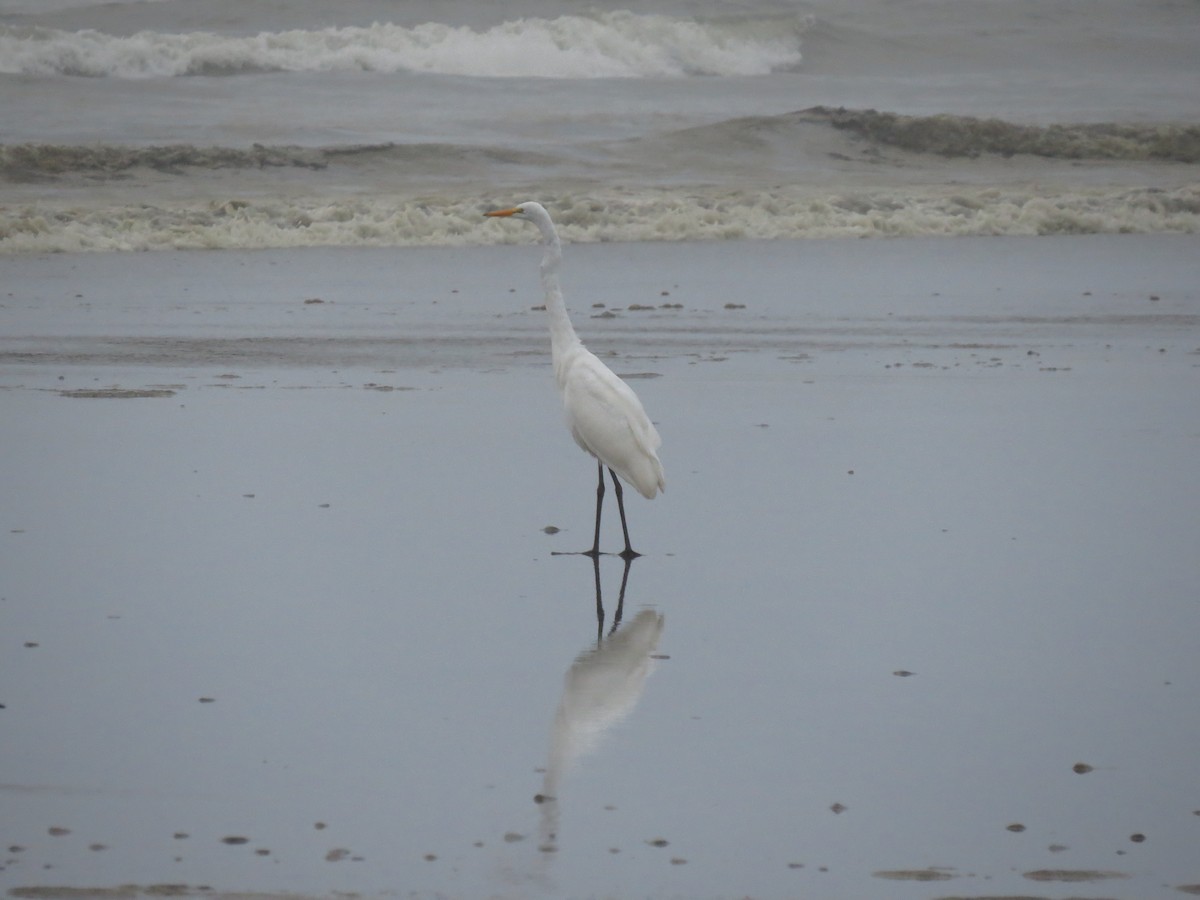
[3,185,1197,254]
[0,13,806,79]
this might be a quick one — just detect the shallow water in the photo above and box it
[2,235,1199,899]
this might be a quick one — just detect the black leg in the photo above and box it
[608,554,633,636]
[587,459,605,558]
[591,552,604,642]
[609,467,640,559]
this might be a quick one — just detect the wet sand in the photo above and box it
[2,235,1199,899]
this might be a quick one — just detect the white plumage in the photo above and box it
[486,201,664,556]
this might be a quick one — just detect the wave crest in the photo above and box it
[3,186,1197,254]
[809,107,1200,164]
[0,13,806,79]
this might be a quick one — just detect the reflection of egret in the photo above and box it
[592,551,633,641]
[485,202,664,559]
[538,556,664,854]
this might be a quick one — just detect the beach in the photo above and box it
[3,0,1200,897]
[3,235,1200,899]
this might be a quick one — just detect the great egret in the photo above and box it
[485,201,664,559]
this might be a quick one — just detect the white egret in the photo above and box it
[485,202,664,559]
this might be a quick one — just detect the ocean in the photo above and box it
[1,0,1198,250]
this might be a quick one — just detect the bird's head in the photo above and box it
[484,201,544,221]
[484,201,559,255]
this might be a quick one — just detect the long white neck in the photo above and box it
[525,204,583,379]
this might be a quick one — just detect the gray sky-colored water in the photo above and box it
[2,235,1198,898]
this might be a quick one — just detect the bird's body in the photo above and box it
[558,345,663,500]
[486,201,663,557]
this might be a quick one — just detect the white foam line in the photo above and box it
[1,186,1196,254]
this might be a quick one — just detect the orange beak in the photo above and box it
[484,207,520,217]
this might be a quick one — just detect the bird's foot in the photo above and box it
[551,548,629,559]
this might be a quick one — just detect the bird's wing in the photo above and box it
[561,351,664,498]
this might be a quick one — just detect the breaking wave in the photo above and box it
[3,107,1196,253]
[7,108,1197,182]
[808,107,1200,164]
[0,142,395,177]
[0,13,806,79]
[3,185,1197,254]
